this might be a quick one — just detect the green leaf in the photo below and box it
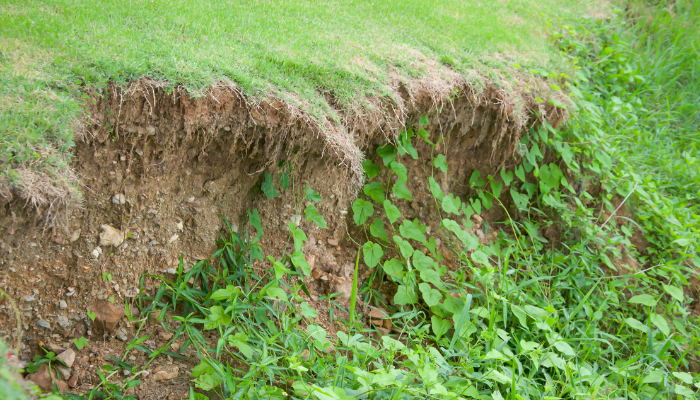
[511,188,529,210]
[490,180,503,198]
[672,372,694,385]
[248,209,263,236]
[300,302,318,319]
[419,283,442,307]
[511,305,528,328]
[470,250,490,266]
[441,193,461,215]
[663,284,685,302]
[428,177,444,199]
[650,313,670,336]
[305,204,327,229]
[305,185,322,202]
[74,337,89,351]
[362,159,381,179]
[266,286,288,302]
[419,114,429,125]
[289,222,308,251]
[392,180,412,200]
[389,162,408,181]
[228,332,253,359]
[595,150,613,169]
[383,200,401,224]
[413,250,436,270]
[500,169,513,186]
[352,199,374,226]
[210,285,241,301]
[394,286,418,305]
[442,219,478,249]
[431,315,452,338]
[261,171,278,199]
[370,217,388,243]
[515,165,526,182]
[291,250,311,276]
[629,294,657,307]
[205,306,231,330]
[470,198,482,215]
[399,219,427,245]
[398,129,418,159]
[363,242,384,268]
[383,258,404,277]
[434,154,448,173]
[469,171,485,187]
[363,181,385,202]
[625,317,648,333]
[377,145,397,166]
[393,236,414,258]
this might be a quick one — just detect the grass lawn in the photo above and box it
[0,0,594,201]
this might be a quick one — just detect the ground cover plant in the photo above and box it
[5,0,700,399]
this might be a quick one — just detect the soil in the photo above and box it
[0,78,567,399]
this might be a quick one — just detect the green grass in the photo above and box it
[0,0,593,199]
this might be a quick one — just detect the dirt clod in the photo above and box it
[152,366,179,381]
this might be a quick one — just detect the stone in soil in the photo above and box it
[89,301,125,332]
[57,348,76,368]
[99,224,124,247]
[25,364,55,391]
[152,366,179,381]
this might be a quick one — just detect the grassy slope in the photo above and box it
[0,0,591,199]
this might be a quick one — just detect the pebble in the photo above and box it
[100,225,124,247]
[23,295,35,302]
[69,230,81,242]
[116,328,128,341]
[167,268,177,275]
[59,300,67,309]
[58,316,70,328]
[37,319,51,329]
[91,247,102,259]
[123,369,131,376]
[57,349,76,368]
[328,239,339,246]
[168,234,179,244]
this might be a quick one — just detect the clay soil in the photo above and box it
[0,79,566,399]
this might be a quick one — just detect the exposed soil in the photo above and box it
[0,78,567,398]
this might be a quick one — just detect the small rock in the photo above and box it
[56,381,68,392]
[57,348,76,368]
[327,239,339,246]
[69,230,81,242]
[99,225,124,247]
[311,268,323,280]
[142,370,150,378]
[112,193,126,205]
[25,364,54,391]
[170,342,180,352]
[125,288,138,298]
[91,247,102,259]
[367,307,389,320]
[166,268,177,275]
[56,366,71,380]
[176,221,183,230]
[57,315,70,328]
[68,373,79,388]
[89,301,125,332]
[37,319,51,329]
[123,369,131,376]
[47,343,65,353]
[152,366,179,381]
[59,300,67,309]
[23,295,35,302]
[53,235,64,244]
[116,328,128,341]
[168,234,179,244]
[291,215,301,225]
[159,331,173,341]
[377,327,391,336]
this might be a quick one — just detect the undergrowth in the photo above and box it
[38,1,700,400]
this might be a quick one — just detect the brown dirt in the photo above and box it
[0,78,565,399]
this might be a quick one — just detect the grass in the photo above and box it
[0,0,595,201]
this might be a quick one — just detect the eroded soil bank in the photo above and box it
[0,80,566,398]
